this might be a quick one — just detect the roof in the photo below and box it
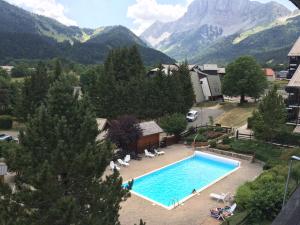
[218,68,226,74]
[288,37,300,56]
[293,125,300,134]
[96,118,108,131]
[271,186,300,225]
[0,66,14,71]
[263,68,275,77]
[139,121,163,137]
[287,65,300,88]
[203,64,218,71]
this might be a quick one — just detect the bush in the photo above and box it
[209,140,217,148]
[236,166,287,222]
[222,136,231,145]
[216,144,231,151]
[0,115,13,129]
[159,113,187,137]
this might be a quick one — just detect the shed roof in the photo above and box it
[288,36,300,56]
[139,121,163,137]
[287,65,300,88]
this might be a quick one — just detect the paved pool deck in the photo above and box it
[112,144,263,225]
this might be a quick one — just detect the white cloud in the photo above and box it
[127,0,192,35]
[7,0,77,26]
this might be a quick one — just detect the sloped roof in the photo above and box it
[294,125,300,134]
[288,36,300,56]
[96,118,108,131]
[288,65,300,87]
[218,68,226,74]
[203,64,218,71]
[263,68,275,77]
[139,121,163,136]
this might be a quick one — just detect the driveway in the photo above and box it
[187,107,224,128]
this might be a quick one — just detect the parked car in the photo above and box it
[0,134,13,142]
[186,110,199,122]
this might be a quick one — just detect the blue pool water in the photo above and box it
[125,152,239,208]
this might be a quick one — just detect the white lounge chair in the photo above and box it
[110,161,120,171]
[210,192,231,203]
[124,155,131,163]
[154,149,165,156]
[117,159,129,167]
[144,149,155,158]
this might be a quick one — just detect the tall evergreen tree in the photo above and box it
[15,62,50,121]
[0,77,129,225]
[251,85,287,141]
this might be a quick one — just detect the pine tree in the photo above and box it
[1,77,129,225]
[15,62,50,121]
[251,85,287,141]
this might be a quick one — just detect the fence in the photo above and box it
[235,130,254,140]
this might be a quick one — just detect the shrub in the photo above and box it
[0,115,13,129]
[216,144,231,151]
[204,131,222,139]
[209,140,217,148]
[222,136,231,145]
[235,166,287,222]
[159,113,187,137]
[214,126,225,132]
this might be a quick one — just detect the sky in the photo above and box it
[5,0,298,35]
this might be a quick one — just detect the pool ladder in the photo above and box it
[170,198,180,208]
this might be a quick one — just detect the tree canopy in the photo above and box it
[0,76,129,225]
[83,46,194,119]
[159,113,187,137]
[222,56,267,103]
[251,85,287,141]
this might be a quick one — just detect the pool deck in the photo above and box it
[112,144,263,225]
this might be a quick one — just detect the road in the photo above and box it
[187,107,224,128]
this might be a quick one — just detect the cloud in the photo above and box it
[127,0,191,35]
[7,0,77,26]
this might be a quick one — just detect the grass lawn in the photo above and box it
[215,103,257,128]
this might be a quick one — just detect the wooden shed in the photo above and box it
[136,121,163,153]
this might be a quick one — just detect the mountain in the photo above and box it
[141,0,291,62]
[189,14,300,65]
[0,0,174,65]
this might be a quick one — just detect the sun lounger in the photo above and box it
[110,161,120,171]
[144,149,155,158]
[117,159,129,167]
[210,192,231,203]
[124,154,131,163]
[154,149,165,156]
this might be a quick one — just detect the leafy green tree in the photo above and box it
[251,86,287,141]
[159,113,187,137]
[0,77,129,225]
[222,56,267,103]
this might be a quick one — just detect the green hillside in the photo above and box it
[0,0,174,65]
[190,15,300,65]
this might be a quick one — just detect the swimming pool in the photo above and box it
[124,151,240,210]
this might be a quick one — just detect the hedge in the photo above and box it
[0,115,13,129]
